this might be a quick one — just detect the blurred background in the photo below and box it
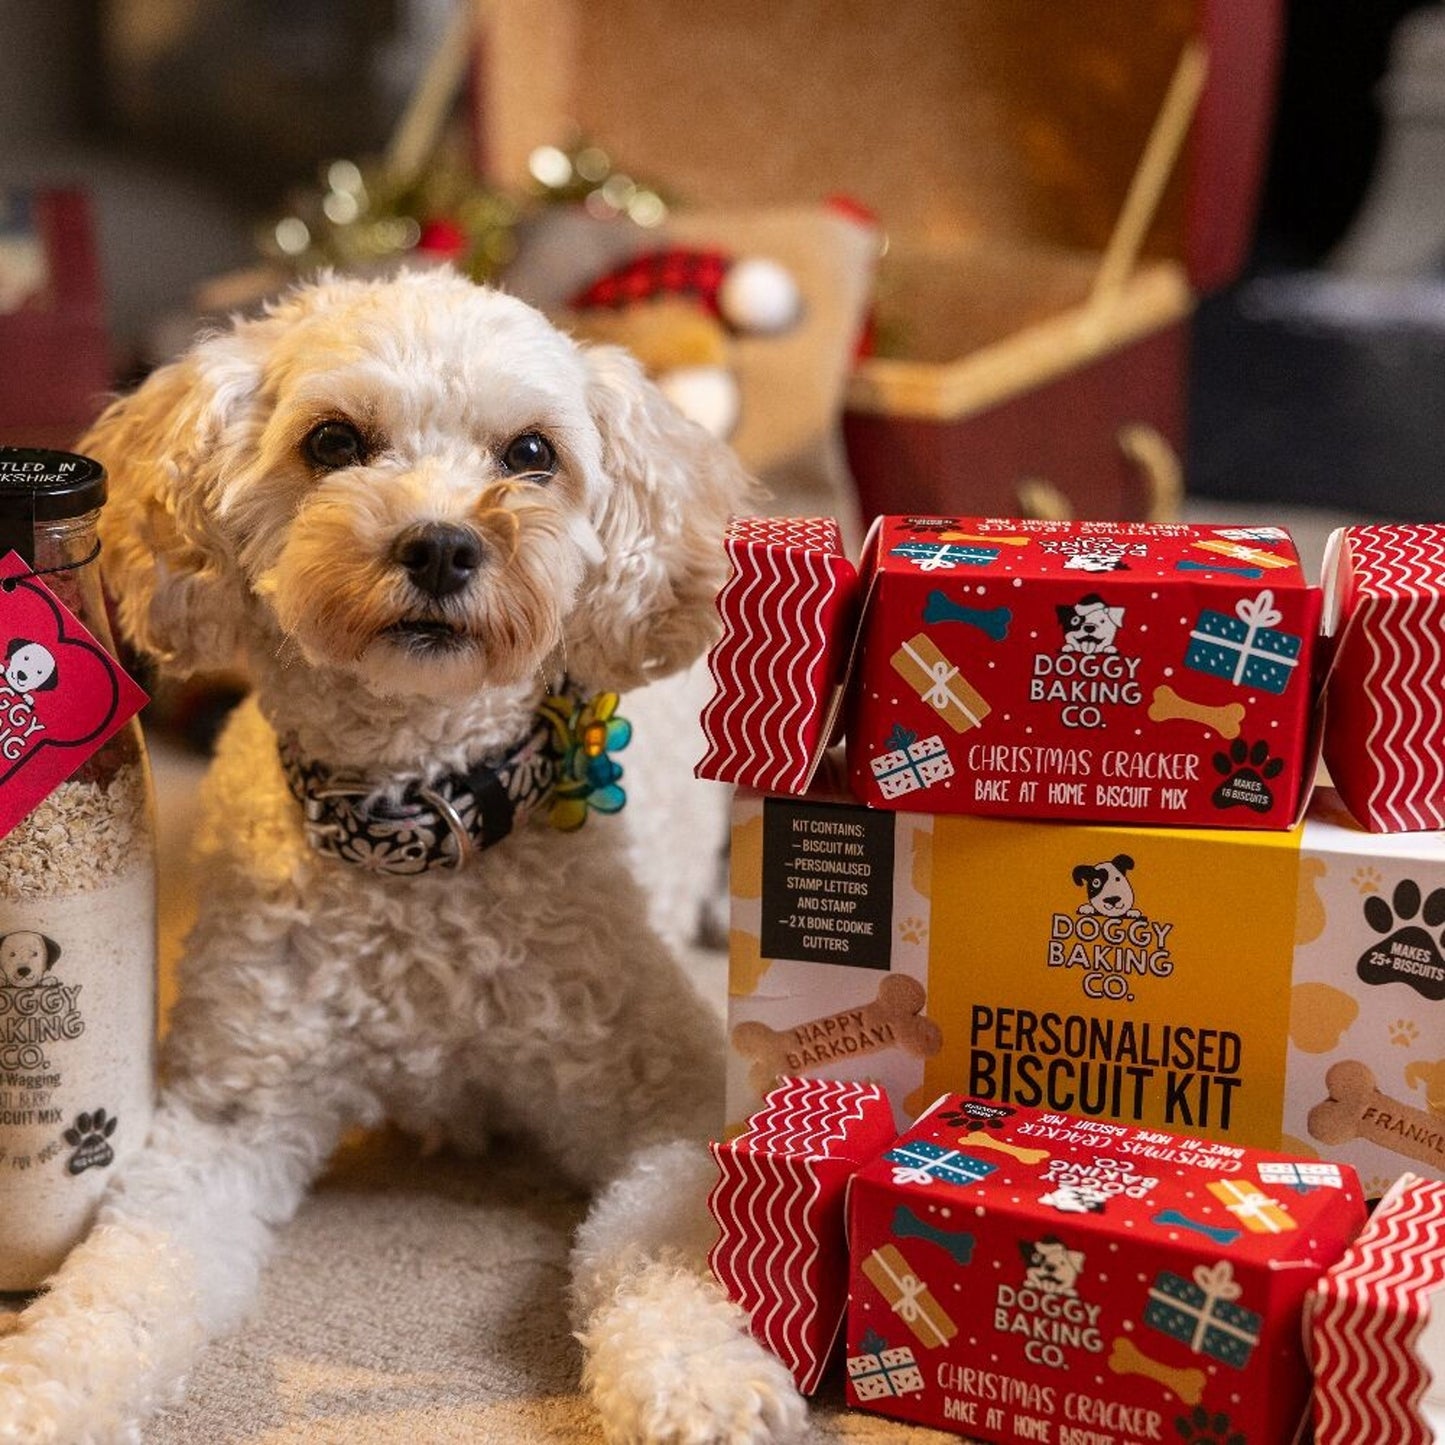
[0,0,1442,533]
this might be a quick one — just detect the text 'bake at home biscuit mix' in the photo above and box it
[845,517,1320,828]
[724,788,1445,1192]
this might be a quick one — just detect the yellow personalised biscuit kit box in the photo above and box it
[725,787,1445,1195]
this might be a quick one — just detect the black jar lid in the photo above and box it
[0,448,107,518]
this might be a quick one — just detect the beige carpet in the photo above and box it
[141,1128,955,1444]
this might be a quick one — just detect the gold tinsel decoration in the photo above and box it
[260,138,670,284]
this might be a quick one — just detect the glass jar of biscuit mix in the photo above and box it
[0,448,156,1293]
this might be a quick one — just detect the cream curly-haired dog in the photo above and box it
[0,270,803,1444]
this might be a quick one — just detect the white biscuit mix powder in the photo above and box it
[0,761,155,1291]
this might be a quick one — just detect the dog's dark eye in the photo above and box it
[500,431,557,478]
[303,421,367,470]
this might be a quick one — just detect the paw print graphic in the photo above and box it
[1354,865,1382,895]
[63,1109,116,1175]
[1364,1175,1394,1201]
[898,916,928,946]
[1358,880,1445,1002]
[1175,1407,1245,1445]
[1390,1018,1420,1047]
[939,1100,1015,1131]
[1210,739,1284,814]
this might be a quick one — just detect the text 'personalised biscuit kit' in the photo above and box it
[726,788,1445,1194]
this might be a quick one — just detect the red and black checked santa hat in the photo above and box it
[570,248,801,334]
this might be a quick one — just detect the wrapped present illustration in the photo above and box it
[860,1243,957,1348]
[883,1138,995,1188]
[1257,1161,1345,1194]
[1144,1260,1263,1369]
[1185,590,1302,695]
[1206,1178,1298,1234]
[889,540,999,571]
[1213,527,1289,543]
[870,727,955,800]
[846,1330,925,1401]
[1193,538,1297,570]
[890,634,990,734]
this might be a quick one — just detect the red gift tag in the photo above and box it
[0,552,148,841]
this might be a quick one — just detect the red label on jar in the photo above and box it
[0,552,148,841]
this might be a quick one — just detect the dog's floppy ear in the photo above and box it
[1112,854,1135,874]
[85,331,262,676]
[1071,864,1095,887]
[566,344,759,690]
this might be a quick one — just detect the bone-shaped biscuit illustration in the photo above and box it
[1108,1336,1205,1405]
[1150,1208,1240,1246]
[921,590,1012,641]
[730,973,942,1093]
[1148,684,1246,740]
[1175,559,1263,579]
[892,1205,976,1265]
[1308,1059,1445,1171]
[955,1131,1049,1166]
[939,531,1029,546]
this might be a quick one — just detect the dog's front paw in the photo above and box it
[581,1267,805,1445]
[0,1373,66,1445]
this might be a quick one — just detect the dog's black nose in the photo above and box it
[391,523,483,598]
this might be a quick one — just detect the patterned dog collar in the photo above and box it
[280,719,557,876]
[279,685,633,876]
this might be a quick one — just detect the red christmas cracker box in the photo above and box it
[697,516,858,795]
[707,1076,896,1392]
[846,1094,1366,1444]
[1322,524,1445,833]
[845,516,1321,828]
[1309,1172,1445,1445]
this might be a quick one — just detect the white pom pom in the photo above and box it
[717,257,801,334]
